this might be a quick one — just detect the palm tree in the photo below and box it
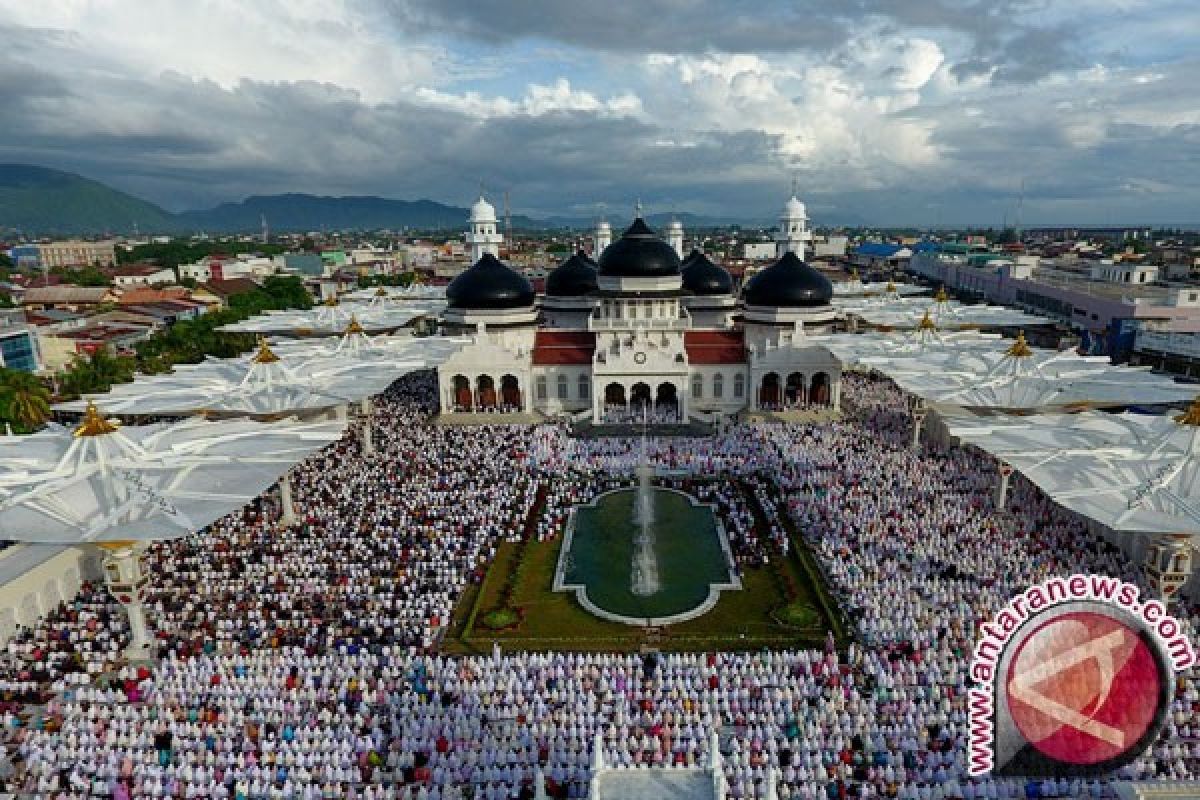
[0,368,51,432]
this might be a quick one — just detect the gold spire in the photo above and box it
[1004,331,1034,358]
[374,287,388,297]
[850,268,859,280]
[1175,397,1200,426]
[344,314,365,335]
[252,336,281,364]
[886,281,896,293]
[917,310,937,331]
[934,286,949,303]
[74,400,118,437]
[324,295,339,307]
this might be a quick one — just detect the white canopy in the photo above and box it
[54,335,464,417]
[218,295,442,337]
[845,296,1050,329]
[0,407,345,543]
[832,279,930,298]
[817,318,1006,367]
[342,284,446,304]
[945,405,1200,534]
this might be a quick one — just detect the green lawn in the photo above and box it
[443,486,845,654]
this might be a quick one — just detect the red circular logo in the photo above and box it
[1005,610,1163,766]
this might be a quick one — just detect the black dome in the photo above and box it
[681,249,733,296]
[597,218,681,277]
[446,253,535,310]
[545,250,598,297]
[742,251,833,308]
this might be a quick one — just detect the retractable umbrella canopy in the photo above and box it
[218,294,442,337]
[856,332,1195,411]
[0,405,346,544]
[945,403,1200,534]
[54,335,465,417]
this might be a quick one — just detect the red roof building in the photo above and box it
[684,330,745,364]
[532,330,596,366]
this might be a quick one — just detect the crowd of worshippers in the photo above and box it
[2,370,1200,798]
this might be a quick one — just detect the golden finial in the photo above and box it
[344,314,365,335]
[1175,397,1200,426]
[74,400,118,437]
[324,295,339,307]
[374,287,388,297]
[935,286,949,303]
[252,336,281,364]
[1004,331,1034,358]
[850,268,859,280]
[917,310,937,331]
[886,281,896,293]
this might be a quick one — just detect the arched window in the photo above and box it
[536,376,547,401]
[578,373,590,400]
[557,374,568,399]
[713,373,724,399]
[692,375,703,399]
[734,373,745,398]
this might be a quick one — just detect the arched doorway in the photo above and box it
[785,372,805,407]
[453,374,472,411]
[605,383,626,407]
[477,375,497,410]
[631,382,652,411]
[759,372,781,409]
[500,374,521,410]
[809,372,830,406]
[655,383,678,421]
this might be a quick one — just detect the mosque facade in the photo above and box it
[436,195,843,424]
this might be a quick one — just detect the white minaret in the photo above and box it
[775,193,810,260]
[594,219,612,257]
[466,195,503,263]
[666,218,684,260]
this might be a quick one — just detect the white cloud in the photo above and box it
[414,78,641,118]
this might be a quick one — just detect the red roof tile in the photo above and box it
[685,330,746,364]
[533,330,595,365]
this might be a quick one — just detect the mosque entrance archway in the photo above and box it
[453,374,472,411]
[630,382,652,411]
[604,383,626,407]
[785,372,805,407]
[655,383,678,419]
[477,375,497,410]
[759,372,781,409]
[809,372,830,406]
[500,374,521,410]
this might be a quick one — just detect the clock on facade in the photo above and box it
[633,352,647,364]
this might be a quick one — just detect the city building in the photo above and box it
[110,264,177,287]
[0,309,40,372]
[437,194,843,423]
[35,240,117,269]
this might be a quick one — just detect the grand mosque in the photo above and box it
[436,194,844,424]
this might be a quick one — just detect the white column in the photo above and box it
[280,474,297,526]
[996,464,1013,509]
[831,378,842,412]
[360,423,375,455]
[911,410,926,451]
[359,396,372,416]
[99,543,155,661]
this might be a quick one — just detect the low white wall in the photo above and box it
[0,545,100,646]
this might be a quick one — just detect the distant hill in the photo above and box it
[0,164,178,235]
[176,193,540,233]
[0,163,777,235]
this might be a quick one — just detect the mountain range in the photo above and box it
[0,164,774,235]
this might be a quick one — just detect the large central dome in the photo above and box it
[597,218,681,278]
[742,251,833,308]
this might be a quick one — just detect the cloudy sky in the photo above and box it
[1,0,1197,225]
